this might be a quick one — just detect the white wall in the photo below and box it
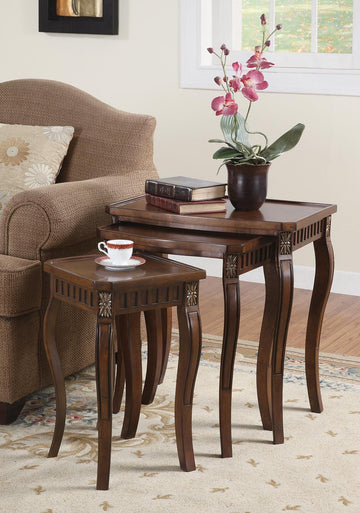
[1,1,359,288]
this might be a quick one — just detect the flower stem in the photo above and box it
[252,144,262,153]
[231,114,238,145]
[244,101,268,149]
[220,53,231,94]
[244,101,252,125]
[262,28,278,53]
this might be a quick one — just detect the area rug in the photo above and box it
[1,332,359,513]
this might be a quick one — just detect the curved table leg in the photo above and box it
[158,308,172,384]
[257,261,277,431]
[96,319,114,490]
[158,254,172,385]
[271,235,294,444]
[142,310,163,404]
[305,222,334,413]
[117,312,142,440]
[175,282,202,472]
[219,255,240,458]
[257,235,294,444]
[43,294,63,458]
[113,349,125,414]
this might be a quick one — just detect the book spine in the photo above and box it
[145,180,193,201]
[181,208,226,215]
[145,194,180,213]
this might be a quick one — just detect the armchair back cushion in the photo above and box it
[0,79,156,183]
[0,79,158,258]
[0,123,74,216]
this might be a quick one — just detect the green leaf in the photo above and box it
[212,147,242,160]
[221,113,250,150]
[260,123,305,162]
[209,138,247,153]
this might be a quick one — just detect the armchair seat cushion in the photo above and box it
[0,255,41,317]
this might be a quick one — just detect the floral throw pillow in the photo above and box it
[0,123,74,216]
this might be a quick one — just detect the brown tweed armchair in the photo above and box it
[0,79,158,423]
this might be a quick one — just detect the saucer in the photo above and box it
[95,255,146,271]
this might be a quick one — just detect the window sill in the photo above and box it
[181,62,360,96]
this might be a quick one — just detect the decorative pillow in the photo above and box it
[0,123,74,216]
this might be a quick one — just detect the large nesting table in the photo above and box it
[98,196,336,455]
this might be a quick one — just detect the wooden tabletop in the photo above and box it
[44,253,206,291]
[98,222,273,259]
[107,197,337,236]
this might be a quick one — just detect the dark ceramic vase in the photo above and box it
[226,162,270,211]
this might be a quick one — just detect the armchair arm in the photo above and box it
[0,172,156,260]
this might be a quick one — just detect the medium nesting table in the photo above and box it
[99,196,337,454]
[98,222,275,457]
[43,253,205,490]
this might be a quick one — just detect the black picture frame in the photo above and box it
[39,0,118,35]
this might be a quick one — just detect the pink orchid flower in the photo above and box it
[229,62,242,92]
[211,92,238,116]
[247,45,274,70]
[241,70,268,102]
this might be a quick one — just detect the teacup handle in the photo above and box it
[98,241,109,257]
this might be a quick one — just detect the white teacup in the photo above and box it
[98,239,134,265]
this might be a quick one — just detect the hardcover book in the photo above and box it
[145,194,227,215]
[145,176,226,202]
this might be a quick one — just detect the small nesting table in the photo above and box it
[43,253,205,490]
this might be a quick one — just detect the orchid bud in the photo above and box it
[223,76,228,82]
[265,40,271,47]
[255,45,262,57]
[207,47,214,54]
[276,24,282,30]
[220,43,227,50]
[260,14,266,25]
[214,76,223,85]
[224,48,230,55]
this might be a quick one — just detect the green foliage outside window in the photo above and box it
[240,0,352,54]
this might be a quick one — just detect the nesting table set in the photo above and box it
[43,196,336,489]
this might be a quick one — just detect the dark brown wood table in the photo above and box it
[99,196,337,454]
[43,253,205,490]
[98,222,274,457]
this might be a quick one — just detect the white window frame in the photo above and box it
[181,0,360,96]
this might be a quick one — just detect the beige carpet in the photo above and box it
[1,332,360,513]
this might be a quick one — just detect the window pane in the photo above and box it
[275,0,312,53]
[241,0,269,52]
[318,0,353,53]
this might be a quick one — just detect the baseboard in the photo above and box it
[169,256,360,297]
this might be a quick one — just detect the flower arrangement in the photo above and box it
[208,14,305,169]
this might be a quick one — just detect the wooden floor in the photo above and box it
[176,277,360,357]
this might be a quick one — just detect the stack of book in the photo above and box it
[144,176,227,214]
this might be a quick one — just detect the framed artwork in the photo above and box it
[39,0,118,35]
